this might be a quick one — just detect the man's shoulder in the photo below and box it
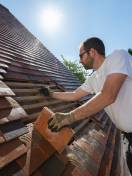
[107,49,128,59]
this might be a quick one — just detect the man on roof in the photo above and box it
[42,37,132,174]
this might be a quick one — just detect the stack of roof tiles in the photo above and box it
[0,4,121,176]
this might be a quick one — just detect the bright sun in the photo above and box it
[39,7,62,33]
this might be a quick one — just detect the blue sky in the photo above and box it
[0,0,132,62]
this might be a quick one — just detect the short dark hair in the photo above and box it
[83,37,105,56]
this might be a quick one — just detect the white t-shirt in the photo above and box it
[80,50,132,132]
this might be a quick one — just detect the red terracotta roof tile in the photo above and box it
[0,80,15,96]
[0,139,27,169]
[72,167,92,176]
[75,139,101,164]
[0,130,5,143]
[0,120,28,141]
[35,107,74,153]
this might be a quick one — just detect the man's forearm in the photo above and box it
[71,92,114,121]
[52,92,77,101]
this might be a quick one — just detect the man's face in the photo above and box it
[79,45,94,70]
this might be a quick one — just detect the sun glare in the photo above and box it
[39,7,62,33]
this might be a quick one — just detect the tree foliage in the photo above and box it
[128,48,132,56]
[62,56,87,83]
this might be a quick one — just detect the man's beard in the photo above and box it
[83,57,94,70]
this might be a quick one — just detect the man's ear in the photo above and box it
[89,48,96,57]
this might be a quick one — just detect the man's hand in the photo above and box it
[40,86,53,97]
[48,112,76,132]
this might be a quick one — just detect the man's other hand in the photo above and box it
[40,86,52,97]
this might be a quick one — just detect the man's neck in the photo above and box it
[94,55,105,70]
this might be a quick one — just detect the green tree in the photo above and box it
[61,55,87,83]
[128,48,132,56]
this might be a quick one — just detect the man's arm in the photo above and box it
[48,73,127,132]
[71,73,127,120]
[52,87,89,101]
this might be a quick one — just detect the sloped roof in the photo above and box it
[0,4,121,176]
